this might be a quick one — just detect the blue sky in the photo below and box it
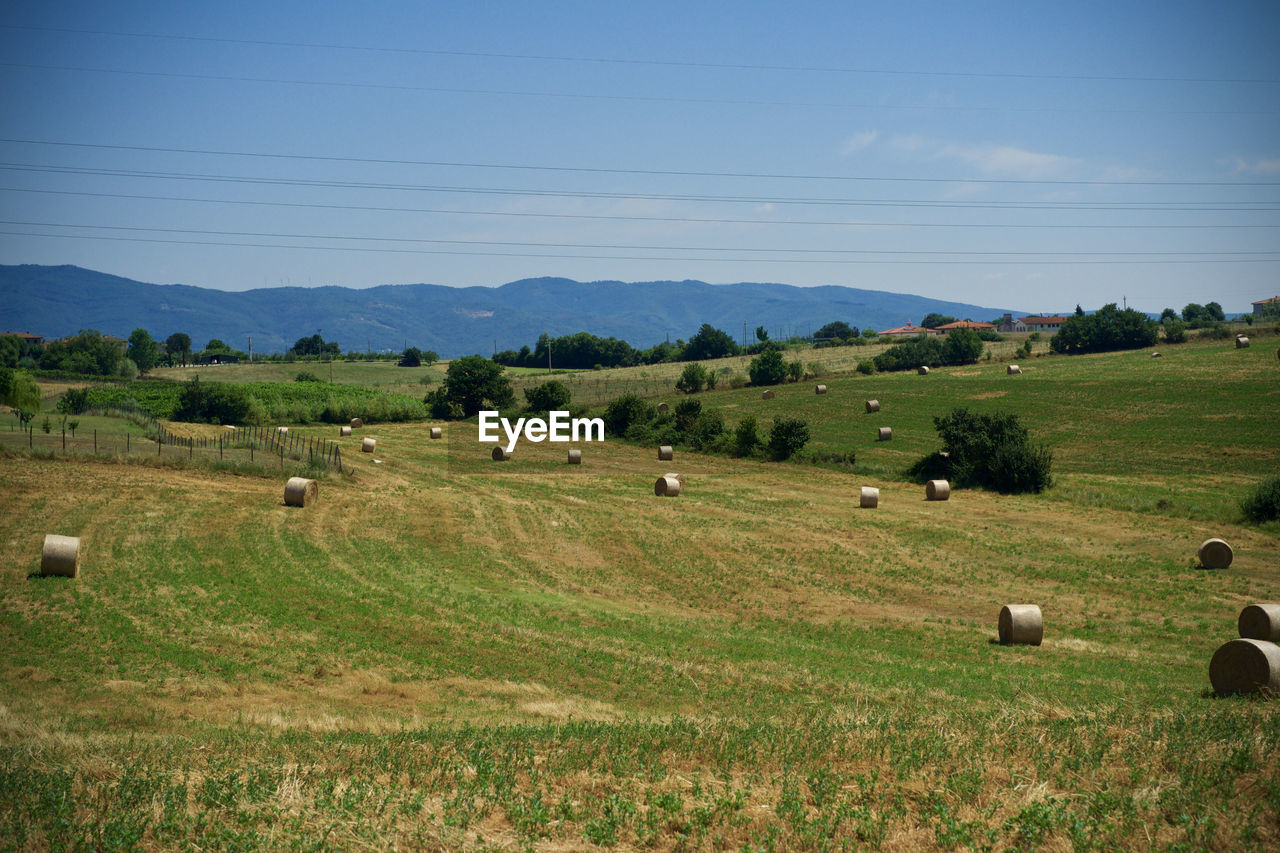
[1,0,1277,313]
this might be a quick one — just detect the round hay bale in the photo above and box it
[350,417,363,429]
[1238,603,1280,642]
[339,425,352,437]
[865,400,880,413]
[925,479,950,501]
[40,534,79,578]
[567,448,582,465]
[918,365,930,375]
[1198,537,1233,569]
[658,445,674,461]
[663,472,685,484]
[361,437,377,453]
[430,427,442,439]
[999,604,1043,645]
[1209,638,1280,695]
[654,475,681,497]
[1236,336,1250,348]
[491,447,510,461]
[277,426,288,435]
[877,426,892,441]
[815,384,828,395]
[284,477,318,507]
[761,389,775,400]
[859,486,879,508]
[1151,352,1162,358]
[657,402,669,413]
[1007,364,1022,375]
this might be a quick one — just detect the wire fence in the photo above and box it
[2,408,344,474]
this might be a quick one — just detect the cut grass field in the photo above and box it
[2,334,1278,851]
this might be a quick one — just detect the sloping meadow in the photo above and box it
[1,334,1277,850]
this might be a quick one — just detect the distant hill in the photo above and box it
[0,264,1024,358]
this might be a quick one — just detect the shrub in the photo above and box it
[873,336,944,372]
[1241,474,1280,524]
[941,328,983,365]
[856,360,876,375]
[1050,303,1158,354]
[768,417,810,460]
[524,380,572,413]
[603,394,653,437]
[733,415,761,457]
[295,371,322,383]
[1161,319,1188,344]
[675,362,709,394]
[57,387,90,414]
[786,360,804,382]
[913,407,1052,494]
[173,377,251,424]
[748,347,788,386]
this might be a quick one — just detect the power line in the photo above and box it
[5,229,1276,265]
[5,61,1277,117]
[3,163,1275,211]
[5,23,1277,85]
[3,138,1276,188]
[6,186,1276,229]
[5,219,1275,259]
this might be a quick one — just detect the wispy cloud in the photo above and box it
[1224,156,1280,175]
[840,130,879,156]
[888,134,1079,178]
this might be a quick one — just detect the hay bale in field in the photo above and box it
[865,400,880,413]
[658,445,674,461]
[1236,336,1250,348]
[277,426,288,435]
[224,425,237,430]
[1151,352,1162,358]
[339,426,352,437]
[761,389,775,400]
[1238,604,1280,642]
[925,479,950,501]
[361,437,377,453]
[655,475,681,497]
[40,534,79,578]
[492,447,511,461]
[350,417,363,429]
[918,365,930,375]
[284,477,318,507]
[1198,537,1233,569]
[815,384,828,395]
[663,472,685,484]
[877,426,892,441]
[1209,638,1280,695]
[1007,364,1022,375]
[657,402,669,413]
[430,427,442,439]
[860,486,879,508]
[567,449,582,465]
[999,604,1043,645]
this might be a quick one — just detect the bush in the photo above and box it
[768,417,810,460]
[748,347,788,386]
[941,328,983,365]
[295,371,322,382]
[1050,303,1158,354]
[912,407,1052,494]
[676,362,709,394]
[1241,474,1280,524]
[786,360,804,382]
[733,415,761,457]
[173,377,251,424]
[873,336,944,372]
[603,394,653,437]
[524,380,572,413]
[856,360,876,375]
[1161,319,1188,344]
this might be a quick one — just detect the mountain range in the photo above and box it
[0,264,1024,357]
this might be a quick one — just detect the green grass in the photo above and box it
[1,331,1277,850]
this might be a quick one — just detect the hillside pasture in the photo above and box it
[0,334,1277,850]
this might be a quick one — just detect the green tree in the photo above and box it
[127,328,159,374]
[941,328,983,364]
[682,324,739,361]
[815,321,857,341]
[524,380,572,412]
[165,332,192,366]
[755,325,769,343]
[1051,303,1158,354]
[733,415,761,457]
[675,362,709,393]
[768,417,810,460]
[0,366,41,411]
[435,355,514,418]
[921,313,958,329]
[1159,308,1179,323]
[420,350,440,366]
[912,407,1052,494]
[602,394,653,437]
[1162,318,1188,344]
[748,347,788,386]
[398,347,422,367]
[38,330,125,376]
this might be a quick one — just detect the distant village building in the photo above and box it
[934,320,996,332]
[1253,296,1280,316]
[877,322,941,338]
[1,331,44,345]
[199,353,240,365]
[997,313,1067,334]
